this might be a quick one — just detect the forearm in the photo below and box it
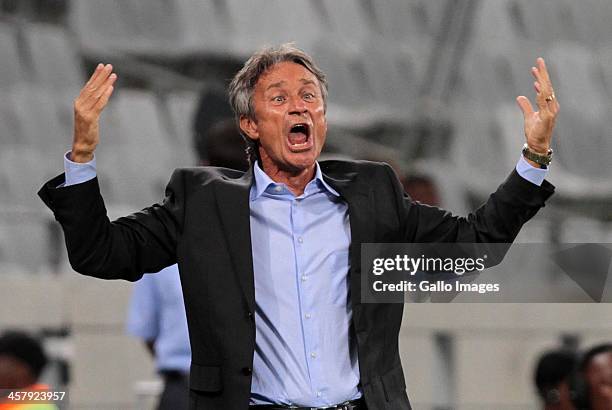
[395,166,555,243]
[39,171,183,281]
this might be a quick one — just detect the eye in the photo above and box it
[272,95,285,103]
[303,92,315,100]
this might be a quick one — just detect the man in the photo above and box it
[0,331,58,410]
[580,344,612,410]
[534,349,577,410]
[127,264,191,410]
[39,44,558,409]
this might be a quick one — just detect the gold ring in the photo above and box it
[545,93,555,102]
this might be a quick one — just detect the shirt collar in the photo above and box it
[251,161,340,201]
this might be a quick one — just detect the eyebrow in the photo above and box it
[266,81,286,91]
[300,79,316,87]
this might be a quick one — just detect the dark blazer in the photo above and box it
[39,160,554,410]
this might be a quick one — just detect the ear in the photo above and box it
[239,115,259,141]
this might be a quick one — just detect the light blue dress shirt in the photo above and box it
[248,161,359,406]
[62,150,547,406]
[126,264,191,373]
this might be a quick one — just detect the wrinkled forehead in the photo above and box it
[255,61,320,93]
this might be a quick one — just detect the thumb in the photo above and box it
[516,96,534,119]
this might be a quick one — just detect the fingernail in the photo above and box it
[97,63,103,69]
[110,73,117,79]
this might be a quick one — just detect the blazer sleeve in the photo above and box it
[383,164,555,243]
[38,170,185,281]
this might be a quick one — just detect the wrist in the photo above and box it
[70,147,94,163]
[522,143,553,168]
[526,142,550,155]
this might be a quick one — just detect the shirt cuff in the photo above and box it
[63,151,97,187]
[515,154,548,186]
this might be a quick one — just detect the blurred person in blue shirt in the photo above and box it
[126,264,191,410]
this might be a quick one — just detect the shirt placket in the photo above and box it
[291,195,325,405]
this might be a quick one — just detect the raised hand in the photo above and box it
[516,57,560,156]
[71,64,118,163]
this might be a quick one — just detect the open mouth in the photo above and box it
[287,123,312,151]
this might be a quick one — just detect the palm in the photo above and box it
[516,58,560,154]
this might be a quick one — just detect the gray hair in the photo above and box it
[228,43,328,164]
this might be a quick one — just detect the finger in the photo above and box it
[92,85,115,114]
[82,70,117,108]
[533,58,558,107]
[84,63,104,87]
[89,63,114,90]
[80,63,110,93]
[537,57,553,89]
[534,81,550,113]
[88,73,117,109]
[80,64,114,101]
[516,96,534,118]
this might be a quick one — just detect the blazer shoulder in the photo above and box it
[168,166,248,186]
[319,159,392,178]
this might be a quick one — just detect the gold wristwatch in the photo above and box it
[522,143,553,168]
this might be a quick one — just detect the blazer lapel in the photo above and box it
[324,171,375,316]
[214,169,256,312]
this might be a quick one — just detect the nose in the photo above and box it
[288,94,308,116]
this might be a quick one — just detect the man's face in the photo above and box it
[586,352,612,410]
[240,61,327,174]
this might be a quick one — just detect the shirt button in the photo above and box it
[310,352,317,359]
[316,391,321,397]
[274,186,282,192]
[297,236,303,243]
[305,313,311,319]
[301,275,307,282]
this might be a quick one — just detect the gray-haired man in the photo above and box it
[40,44,557,409]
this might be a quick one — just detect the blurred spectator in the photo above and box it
[534,349,577,410]
[580,344,612,410]
[0,330,57,409]
[126,90,245,409]
[127,265,190,410]
[202,118,248,171]
[193,87,247,171]
[402,173,441,207]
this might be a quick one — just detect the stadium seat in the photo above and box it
[471,0,527,52]
[568,0,612,46]
[172,0,230,56]
[314,0,378,49]
[223,0,323,57]
[368,0,441,42]
[96,89,175,207]
[516,0,583,44]
[0,22,26,87]
[21,22,84,94]
[559,216,608,243]
[0,86,22,145]
[69,0,179,58]
[8,85,71,154]
[450,105,515,198]
[0,216,49,274]
[310,40,392,129]
[163,90,200,167]
[359,44,425,120]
